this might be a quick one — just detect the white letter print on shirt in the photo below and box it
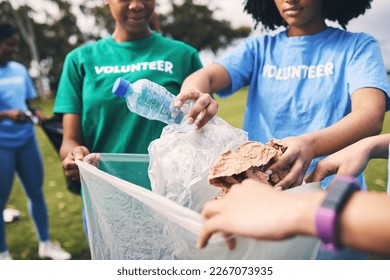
[262,62,334,80]
[95,60,174,75]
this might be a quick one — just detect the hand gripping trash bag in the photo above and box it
[77,117,320,260]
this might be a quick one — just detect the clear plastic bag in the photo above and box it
[78,154,320,260]
[148,116,248,211]
[77,117,320,260]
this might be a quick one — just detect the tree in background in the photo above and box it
[159,0,251,53]
[0,0,93,99]
[1,1,48,99]
[0,0,252,99]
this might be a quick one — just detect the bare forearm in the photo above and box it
[176,64,230,128]
[301,87,386,159]
[199,180,390,256]
[0,111,9,120]
[301,110,383,158]
[59,139,83,160]
[292,190,390,256]
[181,69,213,93]
[181,63,231,94]
[60,113,84,160]
[363,134,390,159]
[338,191,390,256]
[0,109,22,120]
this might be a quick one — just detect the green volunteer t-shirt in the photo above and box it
[54,32,202,154]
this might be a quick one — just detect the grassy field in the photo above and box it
[5,89,389,260]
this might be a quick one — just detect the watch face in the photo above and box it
[322,177,359,210]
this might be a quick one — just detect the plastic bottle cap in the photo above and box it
[112,78,131,98]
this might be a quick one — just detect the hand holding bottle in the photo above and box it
[113,78,195,132]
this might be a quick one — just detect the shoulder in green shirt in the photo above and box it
[54,32,202,154]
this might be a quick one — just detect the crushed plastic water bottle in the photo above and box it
[112,78,194,132]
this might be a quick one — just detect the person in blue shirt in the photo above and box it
[175,0,390,260]
[0,23,70,260]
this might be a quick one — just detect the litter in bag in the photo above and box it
[78,155,320,259]
[78,116,319,259]
[148,116,248,211]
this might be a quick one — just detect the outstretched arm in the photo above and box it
[268,87,386,189]
[0,109,26,122]
[305,133,390,183]
[175,63,230,128]
[198,179,390,256]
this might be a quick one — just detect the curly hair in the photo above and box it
[243,0,373,30]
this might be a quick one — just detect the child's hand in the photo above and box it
[175,89,218,129]
[62,146,90,181]
[6,109,27,122]
[305,139,371,183]
[33,108,47,123]
[267,136,314,189]
[198,179,318,249]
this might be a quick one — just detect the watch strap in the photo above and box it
[314,176,360,251]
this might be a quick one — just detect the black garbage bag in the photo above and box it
[41,114,81,195]
[40,114,63,151]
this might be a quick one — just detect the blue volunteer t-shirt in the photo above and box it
[217,27,390,189]
[0,61,36,147]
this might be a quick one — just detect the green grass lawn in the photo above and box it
[4,89,389,260]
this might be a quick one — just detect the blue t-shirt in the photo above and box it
[0,61,36,147]
[217,27,390,189]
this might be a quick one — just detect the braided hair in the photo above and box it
[243,0,373,30]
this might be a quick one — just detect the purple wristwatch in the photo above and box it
[314,176,361,251]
